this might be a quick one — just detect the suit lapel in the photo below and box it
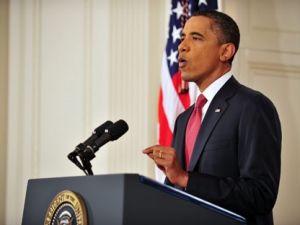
[188,77,240,171]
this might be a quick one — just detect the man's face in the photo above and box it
[178,16,223,86]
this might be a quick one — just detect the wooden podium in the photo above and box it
[22,173,247,225]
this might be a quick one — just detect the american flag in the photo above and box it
[156,0,218,182]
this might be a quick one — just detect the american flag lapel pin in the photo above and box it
[215,108,221,113]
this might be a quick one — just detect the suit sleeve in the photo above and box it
[185,94,281,216]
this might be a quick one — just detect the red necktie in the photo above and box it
[185,94,207,170]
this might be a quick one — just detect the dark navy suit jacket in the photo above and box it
[165,77,281,225]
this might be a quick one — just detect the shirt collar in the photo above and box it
[202,71,232,102]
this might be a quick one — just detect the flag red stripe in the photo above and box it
[158,87,173,146]
[171,71,190,109]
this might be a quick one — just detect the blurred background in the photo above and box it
[0,0,299,224]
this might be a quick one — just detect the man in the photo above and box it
[143,10,281,225]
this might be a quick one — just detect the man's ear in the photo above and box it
[219,43,236,62]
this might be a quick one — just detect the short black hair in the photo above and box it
[192,10,240,64]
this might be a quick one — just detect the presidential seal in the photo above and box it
[44,190,88,225]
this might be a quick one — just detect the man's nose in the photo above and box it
[178,40,189,52]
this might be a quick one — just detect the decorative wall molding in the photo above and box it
[238,49,300,86]
[229,0,300,53]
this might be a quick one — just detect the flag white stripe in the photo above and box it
[161,52,185,131]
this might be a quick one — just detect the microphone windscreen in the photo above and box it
[107,119,129,140]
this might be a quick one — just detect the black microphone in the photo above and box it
[79,119,129,161]
[68,120,113,167]
[84,120,114,144]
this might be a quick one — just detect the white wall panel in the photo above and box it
[0,1,9,224]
